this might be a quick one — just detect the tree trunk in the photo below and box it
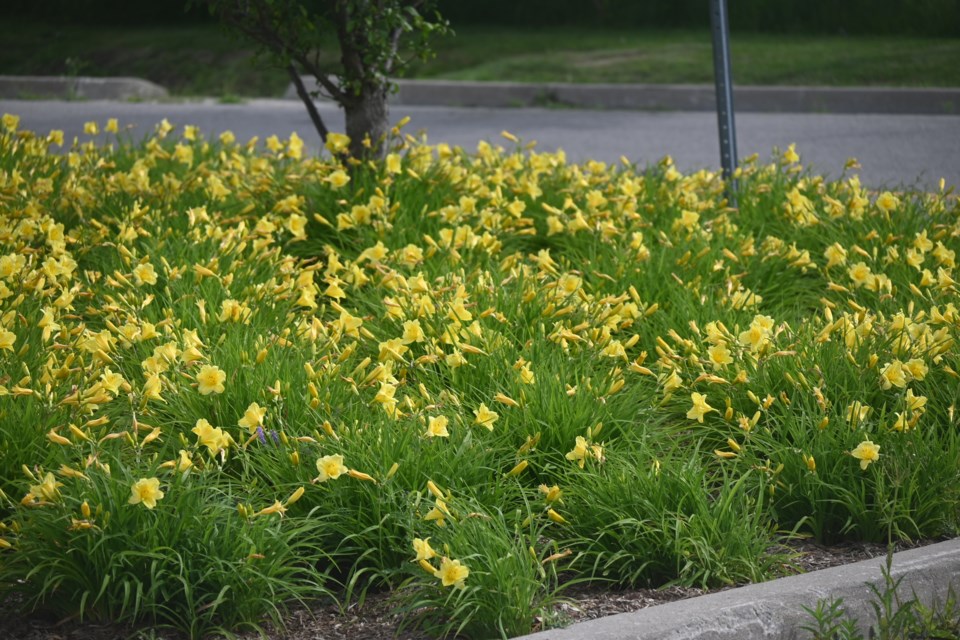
[343,83,390,161]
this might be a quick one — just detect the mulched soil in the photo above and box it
[1,538,939,640]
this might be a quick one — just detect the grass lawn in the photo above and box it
[0,111,958,639]
[1,21,959,97]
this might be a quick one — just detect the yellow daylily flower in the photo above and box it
[850,440,880,470]
[687,392,715,423]
[315,454,347,482]
[434,557,469,588]
[128,478,164,509]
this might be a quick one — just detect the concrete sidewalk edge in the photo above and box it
[0,75,168,101]
[288,77,960,115]
[513,538,960,640]
[0,74,955,114]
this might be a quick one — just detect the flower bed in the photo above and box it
[0,113,958,639]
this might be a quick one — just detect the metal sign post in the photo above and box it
[710,0,738,207]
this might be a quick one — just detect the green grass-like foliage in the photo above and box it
[7,467,332,636]
[0,114,958,638]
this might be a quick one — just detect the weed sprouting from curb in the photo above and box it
[802,547,960,640]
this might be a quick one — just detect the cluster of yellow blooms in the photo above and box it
[0,111,957,577]
[414,536,469,588]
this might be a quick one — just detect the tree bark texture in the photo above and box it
[343,83,390,160]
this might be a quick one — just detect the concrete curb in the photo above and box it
[285,78,960,115]
[514,538,960,640]
[0,75,168,101]
[0,74,954,114]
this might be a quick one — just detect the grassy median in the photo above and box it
[2,21,959,98]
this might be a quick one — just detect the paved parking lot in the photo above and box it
[3,98,958,190]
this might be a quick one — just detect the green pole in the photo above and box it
[710,0,738,206]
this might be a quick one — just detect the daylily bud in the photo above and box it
[506,460,529,477]
[285,486,305,506]
[547,509,567,524]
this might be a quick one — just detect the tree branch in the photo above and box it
[215,0,347,103]
[294,53,345,103]
[383,26,404,75]
[287,64,330,144]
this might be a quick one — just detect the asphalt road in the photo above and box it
[3,98,958,190]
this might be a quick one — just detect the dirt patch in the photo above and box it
[571,50,652,69]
